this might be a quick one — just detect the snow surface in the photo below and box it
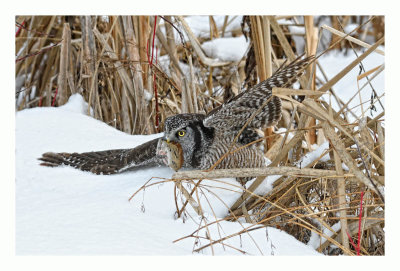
[316,49,385,122]
[185,16,243,39]
[202,36,249,62]
[16,95,320,255]
[160,16,243,45]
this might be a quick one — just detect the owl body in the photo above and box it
[39,56,313,179]
[198,133,266,170]
[162,113,266,171]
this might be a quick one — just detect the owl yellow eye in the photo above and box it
[177,130,186,137]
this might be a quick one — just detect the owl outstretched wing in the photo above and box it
[38,137,166,174]
[203,56,314,131]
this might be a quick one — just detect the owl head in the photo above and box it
[162,114,214,168]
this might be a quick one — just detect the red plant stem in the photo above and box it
[38,96,43,107]
[15,20,25,37]
[346,230,358,253]
[357,191,364,255]
[52,87,58,107]
[16,41,62,63]
[345,191,365,256]
[15,21,56,37]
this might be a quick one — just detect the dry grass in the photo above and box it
[16,15,385,255]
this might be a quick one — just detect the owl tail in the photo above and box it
[38,137,166,175]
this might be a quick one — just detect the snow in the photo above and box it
[58,93,93,116]
[202,36,249,62]
[161,16,243,45]
[308,221,341,249]
[16,96,320,255]
[294,141,330,168]
[317,49,385,122]
[185,16,243,39]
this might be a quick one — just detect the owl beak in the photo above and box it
[162,135,170,143]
